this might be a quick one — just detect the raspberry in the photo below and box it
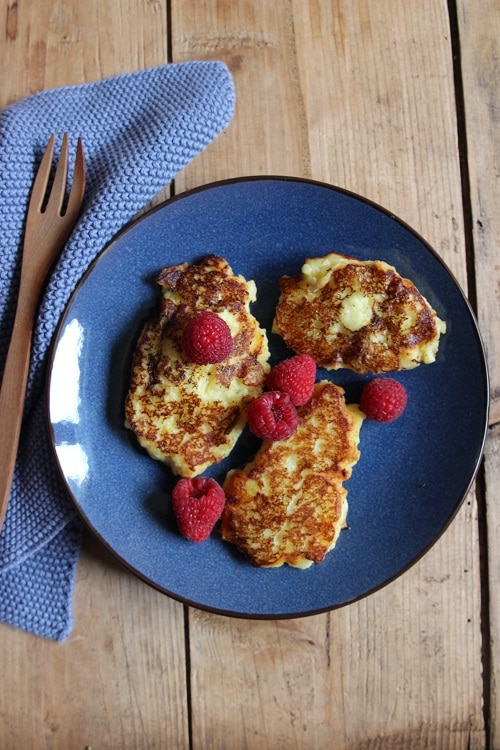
[266,354,316,406]
[247,391,298,440]
[360,378,408,422]
[171,476,226,542]
[182,311,233,364]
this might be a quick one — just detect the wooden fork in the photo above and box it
[0,133,86,533]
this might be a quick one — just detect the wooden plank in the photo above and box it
[171,0,313,183]
[457,0,500,746]
[457,0,500,402]
[172,1,485,746]
[485,424,500,747]
[1,537,189,750]
[0,2,190,748]
[491,396,500,428]
[1,0,168,106]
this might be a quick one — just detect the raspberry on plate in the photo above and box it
[171,476,226,542]
[266,354,316,406]
[360,378,407,422]
[247,391,298,440]
[181,310,233,364]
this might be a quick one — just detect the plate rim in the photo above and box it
[45,174,490,619]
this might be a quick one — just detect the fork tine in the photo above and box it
[30,134,56,212]
[48,132,70,216]
[64,137,86,221]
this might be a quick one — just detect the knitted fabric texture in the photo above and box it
[0,62,235,641]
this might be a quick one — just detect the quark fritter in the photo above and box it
[221,381,364,568]
[273,252,446,374]
[125,255,270,477]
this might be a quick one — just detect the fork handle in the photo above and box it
[0,288,38,533]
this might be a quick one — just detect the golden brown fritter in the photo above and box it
[125,255,270,477]
[273,252,446,374]
[221,381,364,568]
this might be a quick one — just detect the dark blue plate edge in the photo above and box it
[44,174,491,620]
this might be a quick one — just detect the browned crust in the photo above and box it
[221,382,363,568]
[273,257,442,374]
[125,255,269,476]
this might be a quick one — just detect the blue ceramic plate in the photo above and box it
[47,177,489,618]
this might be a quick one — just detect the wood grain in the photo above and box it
[172,0,313,183]
[0,536,189,750]
[458,0,500,747]
[1,0,168,107]
[457,0,500,401]
[485,423,500,748]
[172,1,484,747]
[0,2,189,749]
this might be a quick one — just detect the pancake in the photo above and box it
[125,255,270,477]
[221,381,364,568]
[273,252,446,374]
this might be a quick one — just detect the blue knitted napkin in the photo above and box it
[0,62,235,641]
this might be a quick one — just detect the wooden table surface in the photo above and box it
[1,1,499,748]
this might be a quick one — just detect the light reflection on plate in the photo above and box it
[50,318,84,424]
[46,177,489,618]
